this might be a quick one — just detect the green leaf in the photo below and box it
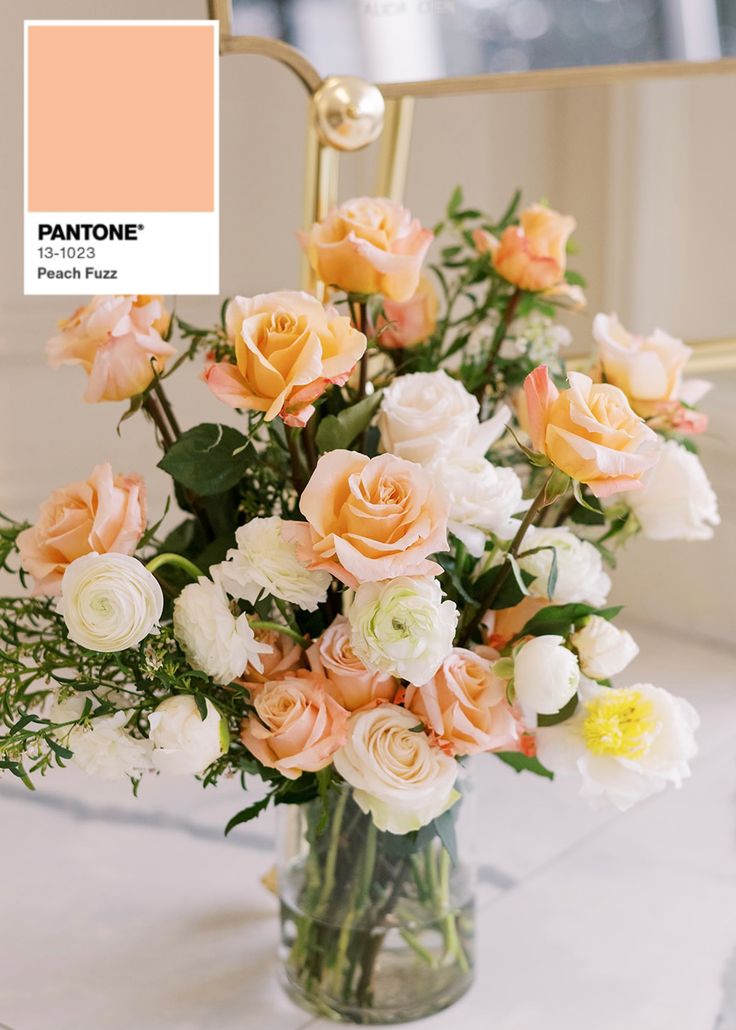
[495,752,554,780]
[472,563,533,610]
[572,480,604,515]
[537,692,579,727]
[564,269,587,287]
[315,391,383,453]
[447,185,463,216]
[158,423,254,495]
[517,602,623,639]
[434,807,459,867]
[224,792,273,836]
[192,693,209,720]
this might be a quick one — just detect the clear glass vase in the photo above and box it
[277,768,476,1024]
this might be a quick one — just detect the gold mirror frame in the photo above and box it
[207,0,736,370]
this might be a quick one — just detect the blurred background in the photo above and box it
[232,0,736,81]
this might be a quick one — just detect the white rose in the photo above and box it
[378,369,510,464]
[618,440,719,541]
[60,552,163,653]
[334,704,459,834]
[347,576,458,684]
[536,679,699,811]
[518,526,611,606]
[216,516,331,611]
[173,576,271,685]
[428,449,527,556]
[571,616,639,681]
[51,695,152,780]
[512,634,580,717]
[149,695,227,775]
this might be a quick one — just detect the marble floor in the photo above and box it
[1,622,735,1030]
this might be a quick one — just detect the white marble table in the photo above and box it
[2,623,735,1030]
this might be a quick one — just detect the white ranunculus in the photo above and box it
[378,369,510,464]
[518,526,611,606]
[571,616,639,681]
[347,576,458,685]
[536,679,699,811]
[512,635,580,717]
[428,449,527,556]
[60,553,163,653]
[149,695,228,775]
[51,695,152,780]
[618,440,719,541]
[334,704,459,834]
[173,576,271,685]
[216,516,331,611]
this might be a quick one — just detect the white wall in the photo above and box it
[1,0,733,641]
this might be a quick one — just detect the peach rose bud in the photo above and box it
[404,647,520,756]
[46,295,175,403]
[287,450,449,588]
[301,197,433,301]
[375,275,438,349]
[17,462,147,595]
[238,628,304,691]
[523,365,659,498]
[480,204,576,294]
[307,616,398,711]
[204,291,366,428]
[240,670,349,779]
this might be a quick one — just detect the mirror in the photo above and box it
[231,0,736,87]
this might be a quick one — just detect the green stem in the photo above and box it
[145,553,203,581]
[248,620,309,648]
[474,287,522,404]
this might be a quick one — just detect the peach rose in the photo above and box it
[301,197,433,301]
[524,366,658,498]
[287,450,449,588]
[240,670,349,779]
[404,647,520,756]
[484,597,549,646]
[238,628,304,691]
[376,275,438,349]
[593,312,711,430]
[307,616,398,711]
[204,291,366,428]
[46,295,175,403]
[17,462,147,595]
[474,204,576,293]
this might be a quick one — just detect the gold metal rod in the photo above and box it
[375,97,414,203]
[301,109,340,296]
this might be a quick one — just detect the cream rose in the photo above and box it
[301,197,433,301]
[307,616,398,711]
[240,671,349,779]
[536,679,698,811]
[376,275,438,348]
[347,577,459,685]
[60,553,163,653]
[405,647,520,756]
[216,516,331,611]
[517,526,611,606]
[571,616,639,681]
[149,696,228,776]
[427,450,527,555]
[17,462,147,596]
[524,366,658,497]
[333,704,459,835]
[512,635,580,717]
[46,295,175,402]
[378,369,510,465]
[475,204,576,293]
[616,440,720,542]
[204,291,366,427]
[173,576,271,685]
[288,450,448,588]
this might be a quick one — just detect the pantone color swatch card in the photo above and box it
[24,20,219,294]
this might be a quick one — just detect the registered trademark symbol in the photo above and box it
[137,224,144,230]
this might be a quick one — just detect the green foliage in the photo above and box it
[517,602,623,640]
[159,423,255,495]
[495,752,554,780]
[315,390,383,453]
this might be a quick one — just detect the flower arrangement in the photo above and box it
[0,189,718,1022]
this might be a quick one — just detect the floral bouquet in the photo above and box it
[0,190,718,1024]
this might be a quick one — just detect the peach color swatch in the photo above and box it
[27,24,215,212]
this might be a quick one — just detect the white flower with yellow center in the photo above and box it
[536,679,698,811]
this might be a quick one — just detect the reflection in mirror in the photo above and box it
[232,0,736,84]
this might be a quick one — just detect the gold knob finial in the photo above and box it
[312,76,385,152]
